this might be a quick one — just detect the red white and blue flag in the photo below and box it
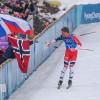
[0,14,33,73]
[0,14,33,37]
[8,36,30,73]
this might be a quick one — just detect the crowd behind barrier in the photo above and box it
[0,0,51,34]
[0,0,53,64]
[1,3,100,100]
[0,0,37,20]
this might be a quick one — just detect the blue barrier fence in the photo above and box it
[0,3,100,100]
[76,3,100,24]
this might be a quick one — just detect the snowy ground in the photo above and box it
[9,22,100,100]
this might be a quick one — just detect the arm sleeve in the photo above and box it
[73,36,82,46]
[29,40,33,45]
[29,40,38,45]
[55,36,63,42]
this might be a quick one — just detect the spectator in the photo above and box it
[0,34,16,65]
[0,5,10,14]
[0,36,9,52]
[33,14,46,33]
[0,44,15,65]
[0,49,3,58]
[29,0,38,15]
[7,0,16,6]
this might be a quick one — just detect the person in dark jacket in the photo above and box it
[0,44,15,65]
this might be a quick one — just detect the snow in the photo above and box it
[9,0,100,100]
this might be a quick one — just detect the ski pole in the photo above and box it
[79,48,94,51]
[79,32,95,36]
[73,32,95,37]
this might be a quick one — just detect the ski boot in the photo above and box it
[57,80,63,89]
[66,80,72,89]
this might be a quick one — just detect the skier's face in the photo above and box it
[61,31,69,37]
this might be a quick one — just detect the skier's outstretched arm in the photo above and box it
[46,36,62,47]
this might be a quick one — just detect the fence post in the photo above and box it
[0,84,6,100]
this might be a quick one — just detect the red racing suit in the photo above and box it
[55,34,82,67]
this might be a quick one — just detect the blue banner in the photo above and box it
[81,4,100,24]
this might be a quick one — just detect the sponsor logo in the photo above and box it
[84,12,100,21]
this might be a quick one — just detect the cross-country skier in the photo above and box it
[47,27,82,89]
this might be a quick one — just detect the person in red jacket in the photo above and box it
[47,27,82,89]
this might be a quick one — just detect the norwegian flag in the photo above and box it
[8,36,30,73]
